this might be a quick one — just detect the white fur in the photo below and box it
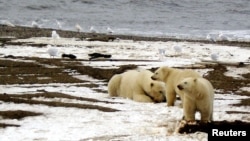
[177,77,214,122]
[108,69,166,103]
[151,66,201,106]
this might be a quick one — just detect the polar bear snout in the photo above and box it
[153,93,166,103]
[177,84,184,90]
[151,76,157,80]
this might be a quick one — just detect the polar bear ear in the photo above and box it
[150,83,154,87]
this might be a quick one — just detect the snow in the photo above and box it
[0,37,249,141]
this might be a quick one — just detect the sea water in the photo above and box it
[0,0,250,41]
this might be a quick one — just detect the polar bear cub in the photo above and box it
[151,66,201,106]
[177,77,214,122]
[108,69,166,103]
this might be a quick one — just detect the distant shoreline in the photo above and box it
[0,24,249,48]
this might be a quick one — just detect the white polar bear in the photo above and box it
[177,77,214,122]
[151,66,201,106]
[108,69,166,103]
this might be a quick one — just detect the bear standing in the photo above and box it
[177,77,214,122]
[151,66,201,106]
[108,69,166,103]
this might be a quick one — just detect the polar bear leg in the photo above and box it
[166,89,176,106]
[183,99,196,121]
[133,93,154,103]
[200,109,213,122]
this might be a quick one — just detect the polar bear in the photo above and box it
[151,66,201,106]
[108,69,166,103]
[177,77,214,122]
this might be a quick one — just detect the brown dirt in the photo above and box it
[203,64,250,107]
[204,65,249,93]
[0,93,119,112]
[1,24,250,47]
[0,57,135,127]
[0,110,42,120]
[0,57,137,85]
[0,110,41,128]
[177,120,250,134]
[0,123,20,128]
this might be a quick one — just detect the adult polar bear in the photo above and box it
[108,69,166,103]
[177,77,214,122]
[151,66,201,106]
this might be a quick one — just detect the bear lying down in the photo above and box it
[108,69,166,103]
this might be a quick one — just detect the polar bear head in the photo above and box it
[147,82,166,102]
[177,77,197,93]
[151,66,171,81]
[177,77,214,100]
